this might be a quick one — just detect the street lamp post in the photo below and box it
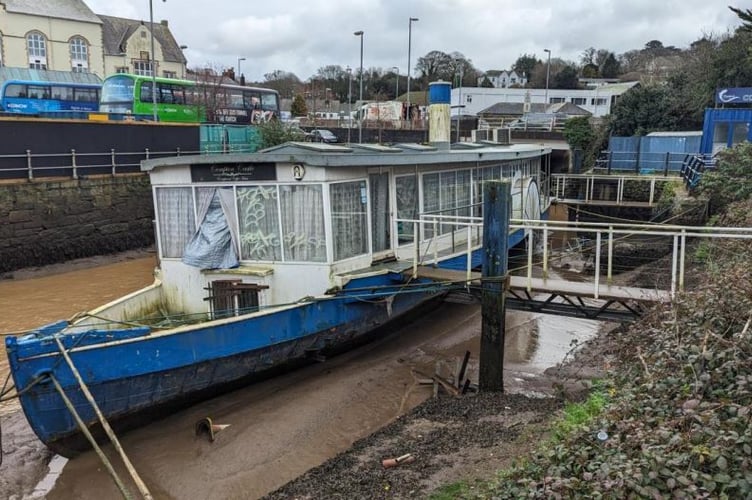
[149,0,165,121]
[237,57,246,81]
[354,30,364,143]
[456,62,464,143]
[406,17,418,127]
[544,48,551,107]
[392,66,399,99]
[347,66,353,143]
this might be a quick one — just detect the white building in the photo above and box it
[477,70,527,89]
[0,0,186,81]
[452,82,640,118]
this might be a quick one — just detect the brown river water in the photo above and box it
[0,249,601,499]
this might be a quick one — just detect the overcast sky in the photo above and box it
[84,0,741,82]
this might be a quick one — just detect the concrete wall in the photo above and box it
[0,175,154,273]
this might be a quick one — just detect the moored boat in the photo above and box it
[4,83,552,457]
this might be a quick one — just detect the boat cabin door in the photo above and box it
[369,172,393,260]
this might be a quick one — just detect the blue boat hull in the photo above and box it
[6,274,445,457]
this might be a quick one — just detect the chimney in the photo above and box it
[161,20,168,26]
[428,81,451,150]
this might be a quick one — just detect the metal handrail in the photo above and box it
[396,214,752,300]
[0,147,254,181]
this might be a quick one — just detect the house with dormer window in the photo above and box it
[478,70,528,89]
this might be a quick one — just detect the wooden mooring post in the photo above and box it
[479,180,510,392]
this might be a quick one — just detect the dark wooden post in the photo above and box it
[479,180,510,392]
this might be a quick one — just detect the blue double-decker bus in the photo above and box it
[0,80,100,115]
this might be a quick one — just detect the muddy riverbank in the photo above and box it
[0,248,608,499]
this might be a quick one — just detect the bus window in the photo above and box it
[101,75,135,104]
[57,87,74,101]
[29,85,48,99]
[74,88,98,103]
[229,90,244,108]
[5,84,26,98]
[140,81,153,102]
[261,93,278,112]
[160,85,174,104]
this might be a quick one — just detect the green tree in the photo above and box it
[290,94,307,117]
[552,65,580,89]
[729,5,752,31]
[415,50,455,83]
[512,54,539,81]
[609,85,677,135]
[563,116,595,152]
[697,142,752,214]
[257,119,306,149]
[599,53,621,78]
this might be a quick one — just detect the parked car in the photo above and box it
[309,129,339,143]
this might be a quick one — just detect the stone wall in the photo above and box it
[0,175,154,273]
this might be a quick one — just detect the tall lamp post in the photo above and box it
[347,66,353,143]
[543,48,551,107]
[149,0,165,121]
[392,66,399,99]
[237,57,246,81]
[354,30,364,143]
[406,17,418,126]
[455,61,464,143]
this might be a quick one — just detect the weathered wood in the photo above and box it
[479,181,510,392]
[458,350,470,386]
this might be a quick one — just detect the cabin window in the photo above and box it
[395,174,417,245]
[237,186,282,261]
[330,180,368,260]
[279,185,326,262]
[155,187,196,258]
[422,170,473,236]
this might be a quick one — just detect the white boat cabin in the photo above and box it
[140,141,551,318]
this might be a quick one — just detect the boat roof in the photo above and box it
[142,141,551,172]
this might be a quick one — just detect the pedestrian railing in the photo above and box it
[396,213,752,301]
[0,146,259,181]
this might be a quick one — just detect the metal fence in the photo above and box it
[0,147,255,181]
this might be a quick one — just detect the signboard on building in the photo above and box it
[715,88,752,105]
[190,162,277,182]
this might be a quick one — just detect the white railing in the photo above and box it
[395,214,752,300]
[550,173,679,206]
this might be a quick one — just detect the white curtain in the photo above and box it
[369,173,390,253]
[156,187,195,258]
[280,185,326,262]
[331,181,368,261]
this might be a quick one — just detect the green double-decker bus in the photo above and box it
[99,74,280,124]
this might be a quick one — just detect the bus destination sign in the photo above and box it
[190,162,277,182]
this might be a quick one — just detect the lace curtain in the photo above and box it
[331,181,368,261]
[237,186,282,261]
[395,175,417,245]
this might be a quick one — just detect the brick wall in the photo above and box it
[0,175,154,273]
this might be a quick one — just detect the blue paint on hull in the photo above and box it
[6,275,444,457]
